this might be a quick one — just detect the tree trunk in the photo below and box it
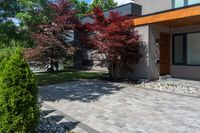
[47,60,54,72]
[109,61,122,79]
[54,61,59,71]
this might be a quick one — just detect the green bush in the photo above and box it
[0,50,39,132]
[0,47,16,63]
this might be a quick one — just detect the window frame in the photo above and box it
[187,0,200,5]
[172,0,200,8]
[172,31,200,66]
[172,0,188,8]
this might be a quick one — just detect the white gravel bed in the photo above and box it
[136,81,200,97]
[35,112,68,133]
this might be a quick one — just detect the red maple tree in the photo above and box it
[80,7,142,78]
[24,0,77,71]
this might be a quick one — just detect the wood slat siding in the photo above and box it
[160,32,171,75]
[132,5,200,27]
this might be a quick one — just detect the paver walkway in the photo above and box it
[39,79,200,133]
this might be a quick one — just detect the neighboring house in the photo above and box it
[77,0,200,80]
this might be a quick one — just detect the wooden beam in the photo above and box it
[132,5,200,26]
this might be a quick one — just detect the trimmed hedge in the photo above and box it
[0,50,39,132]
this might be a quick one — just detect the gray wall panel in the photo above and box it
[148,24,172,80]
[134,0,172,15]
[172,66,200,80]
[127,25,149,79]
[81,3,142,24]
[172,25,200,34]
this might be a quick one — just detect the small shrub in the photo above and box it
[0,50,39,132]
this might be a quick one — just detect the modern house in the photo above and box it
[78,0,200,81]
[131,0,200,80]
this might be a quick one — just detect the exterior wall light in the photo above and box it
[156,39,160,46]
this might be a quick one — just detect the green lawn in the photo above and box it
[36,70,108,86]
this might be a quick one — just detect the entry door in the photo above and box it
[159,32,170,75]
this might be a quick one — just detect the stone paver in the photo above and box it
[39,79,200,133]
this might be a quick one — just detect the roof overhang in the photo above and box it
[132,5,200,28]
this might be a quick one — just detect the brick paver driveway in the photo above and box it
[39,79,200,133]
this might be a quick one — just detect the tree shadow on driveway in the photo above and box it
[39,79,125,103]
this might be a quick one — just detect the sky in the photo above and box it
[82,0,91,3]
[82,0,132,5]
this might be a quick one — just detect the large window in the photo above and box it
[187,33,200,65]
[174,35,184,64]
[174,0,185,8]
[173,32,200,65]
[172,0,200,8]
[188,0,200,5]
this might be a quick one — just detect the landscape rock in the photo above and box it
[35,112,67,133]
[136,81,200,97]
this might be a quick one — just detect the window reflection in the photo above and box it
[173,0,200,8]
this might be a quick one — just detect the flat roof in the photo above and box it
[132,4,200,27]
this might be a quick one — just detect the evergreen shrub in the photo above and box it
[0,50,39,132]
